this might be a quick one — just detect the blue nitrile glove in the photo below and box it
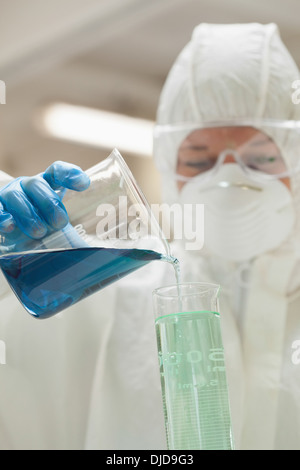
[0,161,90,242]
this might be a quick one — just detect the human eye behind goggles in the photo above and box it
[176,126,290,180]
[242,152,287,175]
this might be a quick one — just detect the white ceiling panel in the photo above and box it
[0,0,299,203]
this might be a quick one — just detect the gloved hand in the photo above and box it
[0,161,90,240]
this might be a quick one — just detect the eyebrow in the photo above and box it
[182,144,208,151]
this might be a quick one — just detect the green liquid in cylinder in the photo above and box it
[155,310,234,450]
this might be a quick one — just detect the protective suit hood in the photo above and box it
[154,23,300,238]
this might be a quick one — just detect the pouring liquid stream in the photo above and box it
[161,253,183,309]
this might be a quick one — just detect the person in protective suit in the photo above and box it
[0,23,299,450]
[153,22,300,450]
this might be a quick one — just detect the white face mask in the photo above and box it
[179,164,296,262]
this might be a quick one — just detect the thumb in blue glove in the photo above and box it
[0,161,90,241]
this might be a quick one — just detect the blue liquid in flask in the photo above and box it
[0,247,163,319]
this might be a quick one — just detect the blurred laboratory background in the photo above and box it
[0,0,300,204]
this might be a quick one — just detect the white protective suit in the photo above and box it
[0,22,300,451]
[153,23,300,450]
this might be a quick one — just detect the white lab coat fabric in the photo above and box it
[153,23,300,450]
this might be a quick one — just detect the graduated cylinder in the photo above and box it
[153,282,235,450]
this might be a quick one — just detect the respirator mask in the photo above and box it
[154,121,299,262]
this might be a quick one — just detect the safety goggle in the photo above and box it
[153,119,300,182]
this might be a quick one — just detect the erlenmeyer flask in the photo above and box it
[0,149,170,319]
